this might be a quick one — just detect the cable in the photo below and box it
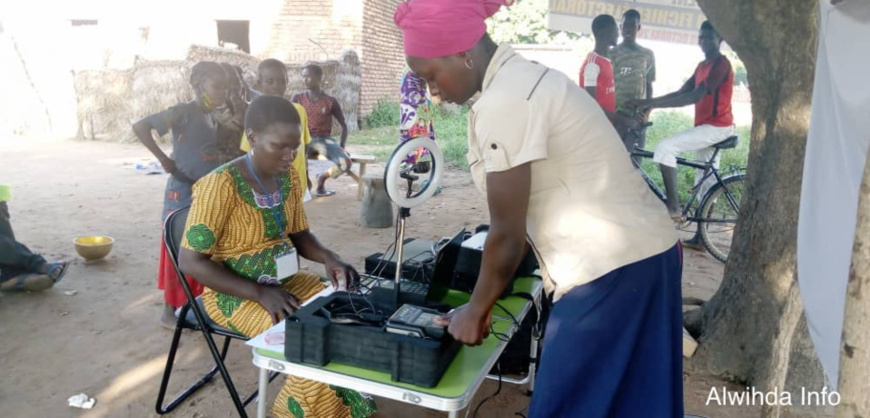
[494,302,520,330]
[372,208,402,279]
[490,325,511,342]
[469,362,502,418]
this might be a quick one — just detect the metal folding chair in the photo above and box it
[155,206,277,417]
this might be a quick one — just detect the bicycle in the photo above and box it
[626,121,746,263]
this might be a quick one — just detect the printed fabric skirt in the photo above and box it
[203,272,377,418]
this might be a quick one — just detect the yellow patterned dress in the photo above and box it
[181,162,376,418]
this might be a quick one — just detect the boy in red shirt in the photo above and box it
[629,20,735,235]
[581,14,637,131]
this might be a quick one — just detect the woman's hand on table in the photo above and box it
[434,304,492,346]
[257,286,301,324]
[324,253,360,291]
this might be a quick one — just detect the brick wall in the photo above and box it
[260,0,364,64]
[258,0,405,120]
[359,0,405,117]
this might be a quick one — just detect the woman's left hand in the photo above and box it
[324,254,359,291]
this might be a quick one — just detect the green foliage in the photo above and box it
[727,52,749,87]
[352,107,751,207]
[488,0,582,45]
[364,99,400,128]
[432,105,470,168]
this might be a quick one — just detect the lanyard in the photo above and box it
[245,154,285,241]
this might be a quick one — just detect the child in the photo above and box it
[580,14,639,133]
[291,64,351,197]
[399,68,441,194]
[612,9,656,158]
[132,61,228,328]
[213,63,249,163]
[241,59,313,200]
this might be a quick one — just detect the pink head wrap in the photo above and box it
[394,0,513,59]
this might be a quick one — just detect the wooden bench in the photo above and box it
[345,154,377,200]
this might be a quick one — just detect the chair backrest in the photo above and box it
[164,206,190,267]
[163,206,196,302]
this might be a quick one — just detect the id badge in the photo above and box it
[276,247,299,280]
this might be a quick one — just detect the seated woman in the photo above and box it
[179,95,376,418]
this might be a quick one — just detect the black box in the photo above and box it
[284,293,461,388]
[364,238,436,283]
[451,227,538,295]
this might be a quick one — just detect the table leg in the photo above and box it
[257,366,268,418]
[448,409,460,418]
[357,163,367,200]
[528,292,542,394]
[528,334,539,394]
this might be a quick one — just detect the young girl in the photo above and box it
[132,61,229,327]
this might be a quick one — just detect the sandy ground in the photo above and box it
[0,139,773,418]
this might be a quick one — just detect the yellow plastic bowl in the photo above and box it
[74,236,115,261]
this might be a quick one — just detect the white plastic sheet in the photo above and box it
[798,0,870,388]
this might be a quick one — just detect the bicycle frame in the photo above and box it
[631,147,733,223]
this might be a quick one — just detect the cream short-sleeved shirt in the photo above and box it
[467,45,677,302]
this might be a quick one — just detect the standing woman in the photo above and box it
[133,61,228,327]
[395,1,683,417]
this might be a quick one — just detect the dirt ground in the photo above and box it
[0,139,771,417]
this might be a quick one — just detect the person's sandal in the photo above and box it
[44,261,70,283]
[314,190,336,197]
[0,273,55,292]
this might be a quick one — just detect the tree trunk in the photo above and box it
[690,1,820,414]
[837,152,870,417]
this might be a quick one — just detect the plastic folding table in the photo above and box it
[249,277,543,418]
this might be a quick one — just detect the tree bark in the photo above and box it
[837,152,870,417]
[690,1,820,415]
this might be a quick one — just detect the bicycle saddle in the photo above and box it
[714,136,739,149]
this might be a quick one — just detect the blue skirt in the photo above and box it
[529,244,684,418]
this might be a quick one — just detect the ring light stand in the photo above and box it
[383,138,444,310]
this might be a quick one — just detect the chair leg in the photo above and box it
[156,306,270,417]
[198,328,248,417]
[156,305,222,415]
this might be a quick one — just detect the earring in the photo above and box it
[465,58,474,70]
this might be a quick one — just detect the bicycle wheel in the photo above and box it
[697,174,745,263]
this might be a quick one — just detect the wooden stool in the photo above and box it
[345,154,377,200]
[360,174,393,228]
